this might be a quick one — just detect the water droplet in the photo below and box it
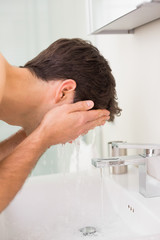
[80,226,97,236]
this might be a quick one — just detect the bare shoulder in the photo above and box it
[0,53,6,103]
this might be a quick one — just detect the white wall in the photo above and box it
[93,19,160,156]
[0,0,89,66]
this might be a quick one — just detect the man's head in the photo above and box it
[23,38,121,121]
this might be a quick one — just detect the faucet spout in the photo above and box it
[92,142,160,198]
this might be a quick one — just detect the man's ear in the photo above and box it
[55,79,76,104]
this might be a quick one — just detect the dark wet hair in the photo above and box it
[23,38,121,121]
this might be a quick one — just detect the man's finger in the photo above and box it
[67,101,110,121]
[83,109,110,123]
[81,115,109,134]
[68,100,94,112]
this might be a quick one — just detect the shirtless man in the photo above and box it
[0,38,121,213]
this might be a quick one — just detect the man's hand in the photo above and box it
[38,100,110,147]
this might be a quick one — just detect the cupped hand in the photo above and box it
[38,100,110,147]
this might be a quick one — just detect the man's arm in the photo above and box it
[0,129,26,162]
[0,126,47,212]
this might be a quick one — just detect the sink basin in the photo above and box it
[0,168,160,240]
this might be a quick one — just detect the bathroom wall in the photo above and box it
[93,19,160,156]
[0,0,89,65]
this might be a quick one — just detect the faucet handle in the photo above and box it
[92,155,145,168]
[113,142,160,150]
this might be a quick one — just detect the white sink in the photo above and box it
[0,167,160,240]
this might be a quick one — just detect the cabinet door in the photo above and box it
[88,0,150,33]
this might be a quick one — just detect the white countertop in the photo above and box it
[109,166,160,240]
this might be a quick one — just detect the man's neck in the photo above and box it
[0,64,54,133]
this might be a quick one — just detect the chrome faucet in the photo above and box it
[92,143,160,198]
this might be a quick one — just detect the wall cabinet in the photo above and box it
[88,0,160,34]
